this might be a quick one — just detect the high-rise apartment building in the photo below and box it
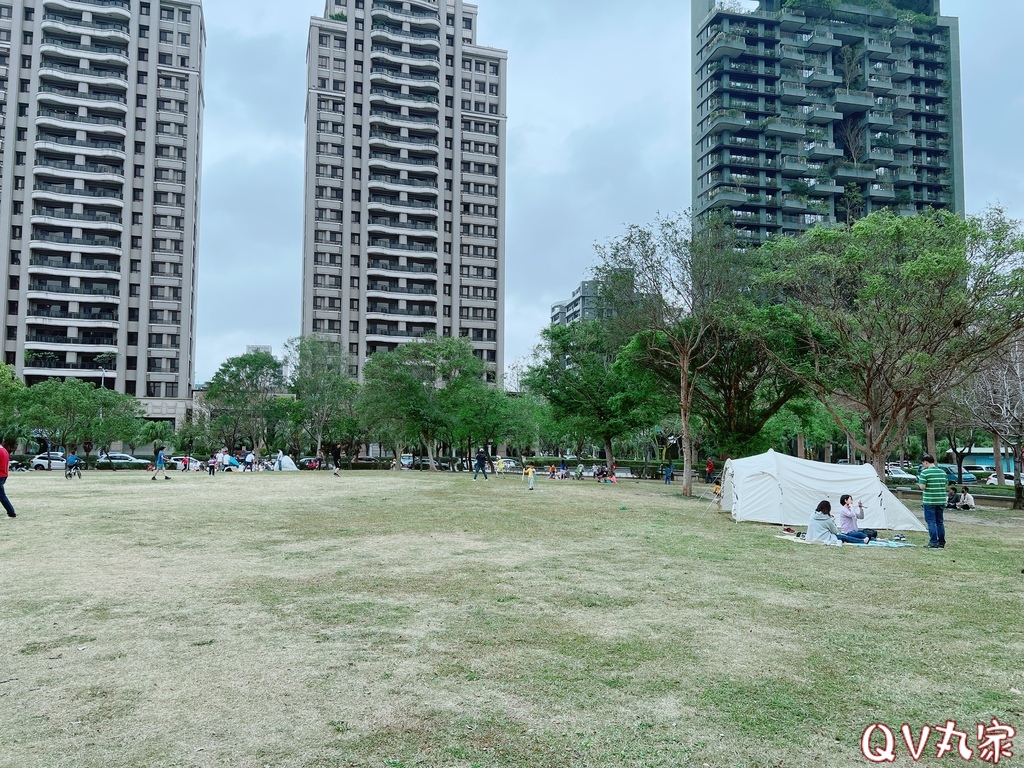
[550,279,609,327]
[301,0,507,382]
[0,0,204,422]
[692,0,963,244]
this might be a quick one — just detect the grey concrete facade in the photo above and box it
[0,0,205,422]
[301,0,506,383]
[692,0,964,243]
[550,279,608,327]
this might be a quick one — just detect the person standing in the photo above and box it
[276,449,284,472]
[918,454,948,548]
[151,446,171,481]
[472,448,489,481]
[243,449,255,473]
[705,458,715,484]
[664,462,674,485]
[0,443,17,518]
[331,443,343,477]
[207,454,218,477]
[524,464,536,490]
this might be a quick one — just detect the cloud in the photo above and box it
[194,0,1024,383]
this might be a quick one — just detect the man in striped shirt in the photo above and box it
[918,454,948,548]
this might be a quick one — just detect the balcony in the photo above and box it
[25,333,118,348]
[863,40,892,59]
[803,31,839,52]
[369,87,439,107]
[705,110,752,135]
[781,195,807,211]
[831,89,874,114]
[365,305,437,318]
[762,118,805,138]
[704,186,748,208]
[33,183,124,202]
[27,282,120,299]
[367,259,437,275]
[806,141,843,160]
[779,45,804,65]
[368,239,438,254]
[866,75,893,94]
[864,111,894,128]
[868,183,896,200]
[809,180,843,196]
[29,255,120,274]
[368,174,438,190]
[40,37,129,62]
[889,62,915,81]
[803,68,840,88]
[833,163,877,183]
[370,23,441,47]
[703,33,745,62]
[369,45,439,65]
[863,147,897,166]
[368,195,438,211]
[368,109,439,127]
[365,282,438,297]
[891,25,914,45]
[808,104,841,123]
[781,156,808,176]
[780,82,807,104]
[30,233,122,252]
[370,2,440,25]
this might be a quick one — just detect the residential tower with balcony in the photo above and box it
[691,0,963,243]
[301,0,507,382]
[0,0,205,421]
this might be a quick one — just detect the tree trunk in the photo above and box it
[993,431,1005,486]
[796,433,805,460]
[925,406,937,459]
[426,440,437,472]
[1013,443,1023,511]
[680,368,694,497]
[604,437,614,471]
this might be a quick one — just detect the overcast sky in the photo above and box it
[194,0,1024,384]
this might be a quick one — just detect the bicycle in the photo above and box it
[64,464,82,480]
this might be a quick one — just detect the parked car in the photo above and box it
[914,464,977,484]
[31,452,67,471]
[298,456,325,470]
[885,466,918,482]
[169,455,202,471]
[497,458,522,474]
[95,452,150,469]
[986,473,1018,486]
[412,457,450,471]
[964,464,995,474]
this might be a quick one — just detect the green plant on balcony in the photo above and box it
[895,189,913,206]
[329,12,347,21]
[25,350,59,364]
[788,180,811,199]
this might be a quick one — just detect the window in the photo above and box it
[179,9,190,22]
[159,30,173,43]
[179,33,190,45]
[179,56,189,67]
[160,7,174,20]
[463,17,472,30]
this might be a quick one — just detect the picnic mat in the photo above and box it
[775,534,916,548]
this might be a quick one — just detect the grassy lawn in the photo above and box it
[1,469,1022,768]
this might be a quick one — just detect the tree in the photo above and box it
[958,342,1024,509]
[89,388,146,461]
[524,321,664,472]
[285,335,357,461]
[594,211,749,495]
[763,208,1024,476]
[19,379,98,466]
[203,351,286,452]
[359,336,485,470]
[0,363,26,452]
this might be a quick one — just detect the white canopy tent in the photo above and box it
[720,450,927,532]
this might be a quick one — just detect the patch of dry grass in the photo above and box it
[1,469,1022,767]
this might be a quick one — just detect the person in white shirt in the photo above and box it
[958,486,976,510]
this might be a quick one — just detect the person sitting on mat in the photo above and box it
[807,500,868,545]
[958,486,976,510]
[838,494,873,543]
[946,483,961,510]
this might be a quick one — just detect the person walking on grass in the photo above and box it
[472,448,489,481]
[918,453,948,549]
[332,443,343,477]
[0,443,17,518]
[151,446,171,481]
[524,464,536,491]
[207,454,217,477]
[665,462,674,485]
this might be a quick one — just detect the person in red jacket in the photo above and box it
[0,444,17,518]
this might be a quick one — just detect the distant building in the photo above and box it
[246,345,272,355]
[0,0,207,424]
[300,0,508,383]
[691,0,964,244]
[550,280,610,327]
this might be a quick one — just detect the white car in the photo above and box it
[31,452,67,471]
[986,473,1018,486]
[95,452,150,469]
[497,458,522,474]
[885,467,917,481]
